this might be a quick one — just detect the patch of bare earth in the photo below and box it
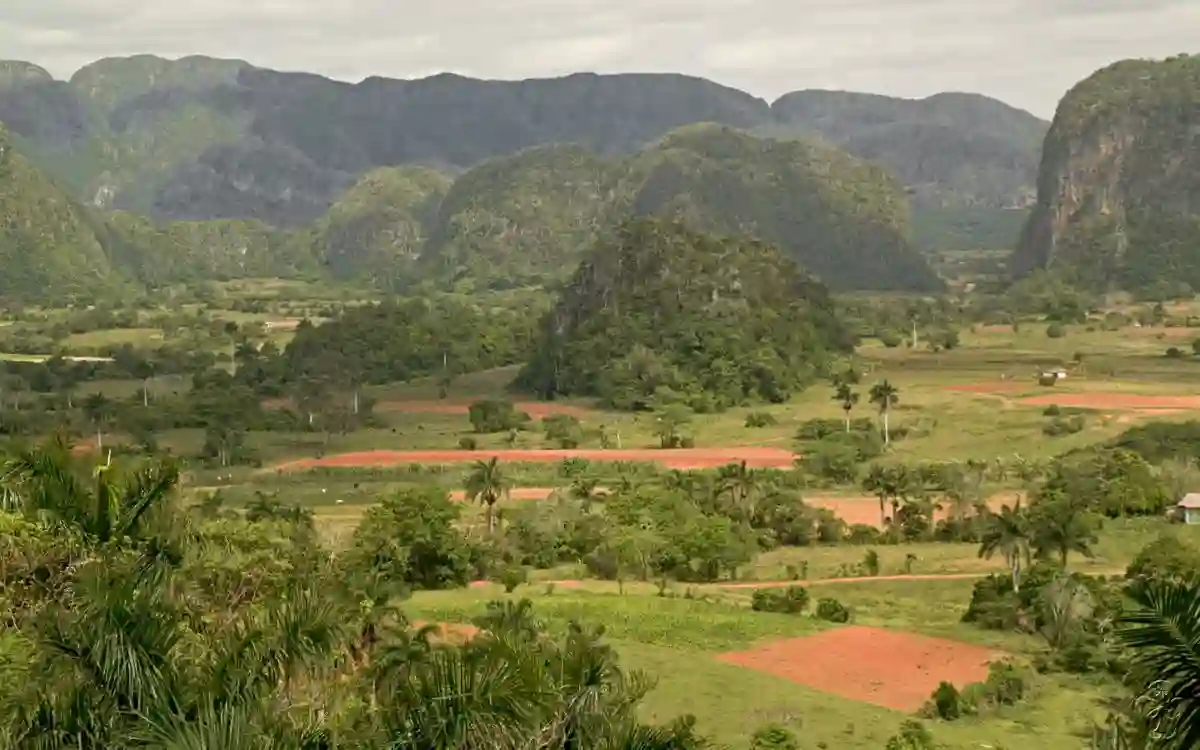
[716,626,1002,711]
[411,621,480,645]
[1019,393,1200,411]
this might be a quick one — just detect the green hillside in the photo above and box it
[0,124,124,302]
[518,217,854,411]
[298,166,451,288]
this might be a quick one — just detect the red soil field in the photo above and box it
[807,494,1015,528]
[411,620,479,645]
[716,626,1001,711]
[274,447,798,471]
[1019,393,1200,411]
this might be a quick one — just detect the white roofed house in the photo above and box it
[1177,493,1200,525]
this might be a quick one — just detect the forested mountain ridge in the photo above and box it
[0,53,1044,250]
[0,124,127,301]
[519,217,854,412]
[1013,55,1200,294]
[415,126,939,292]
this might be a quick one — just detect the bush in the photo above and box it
[930,681,962,720]
[1046,323,1066,338]
[1166,346,1186,359]
[468,399,530,434]
[495,564,529,593]
[751,586,810,614]
[543,414,583,445]
[745,411,778,428]
[750,724,799,750]
[1126,534,1200,582]
[1043,404,1062,417]
[815,597,851,623]
[458,436,478,450]
[878,329,904,348]
[1042,415,1085,437]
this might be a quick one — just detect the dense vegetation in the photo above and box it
[519,218,853,411]
[1015,54,1200,294]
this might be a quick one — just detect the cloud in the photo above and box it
[0,0,1195,116]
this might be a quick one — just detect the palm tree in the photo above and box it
[569,477,606,513]
[465,457,509,535]
[978,501,1032,592]
[863,464,907,528]
[1,437,180,548]
[834,383,860,433]
[869,380,899,444]
[1116,577,1200,750]
[1029,490,1099,567]
[716,460,760,521]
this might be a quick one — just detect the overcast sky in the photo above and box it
[2,0,1196,118]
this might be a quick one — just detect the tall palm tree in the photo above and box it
[716,461,759,521]
[1,437,180,548]
[978,501,1032,592]
[863,464,907,528]
[834,383,860,433]
[570,477,606,514]
[869,380,899,445]
[465,457,509,536]
[1116,577,1200,750]
[1029,491,1098,568]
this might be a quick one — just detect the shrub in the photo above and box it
[815,597,851,623]
[878,329,904,348]
[495,564,529,593]
[751,585,810,614]
[543,414,583,445]
[862,549,880,576]
[750,724,799,750]
[1166,346,1186,359]
[1043,404,1062,417]
[1126,534,1200,582]
[1046,323,1066,338]
[930,681,962,720]
[745,411,778,428]
[458,436,478,450]
[1042,415,1085,437]
[468,399,530,433]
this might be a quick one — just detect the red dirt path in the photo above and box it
[1019,393,1200,411]
[716,626,1001,711]
[274,447,798,471]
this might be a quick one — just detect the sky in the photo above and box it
[2,0,1197,118]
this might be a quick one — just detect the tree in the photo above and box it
[978,501,1033,592]
[654,404,693,449]
[1028,490,1099,567]
[0,437,180,548]
[834,382,859,433]
[863,464,908,528]
[1117,577,1200,750]
[465,457,510,536]
[716,460,761,521]
[81,392,113,451]
[869,380,899,444]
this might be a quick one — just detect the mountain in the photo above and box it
[1013,55,1200,293]
[0,123,125,302]
[415,126,939,292]
[298,166,451,288]
[419,145,620,289]
[0,54,1045,251]
[518,217,854,411]
[616,125,939,291]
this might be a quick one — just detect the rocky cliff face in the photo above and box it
[1014,55,1200,292]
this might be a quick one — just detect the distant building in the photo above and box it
[1178,494,1200,525]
